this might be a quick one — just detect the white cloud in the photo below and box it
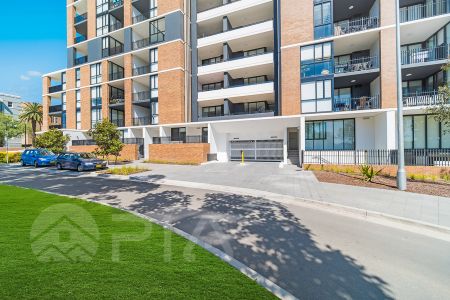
[20,75,31,81]
[27,70,42,77]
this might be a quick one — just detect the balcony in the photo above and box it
[133,37,150,50]
[109,21,123,32]
[335,56,379,75]
[403,90,446,107]
[334,17,379,36]
[400,1,450,23]
[74,56,88,66]
[110,0,124,10]
[109,70,124,81]
[198,81,274,102]
[132,65,151,76]
[401,44,449,65]
[111,119,125,127]
[102,45,124,58]
[48,85,63,94]
[74,35,87,44]
[133,91,151,102]
[333,96,380,112]
[49,105,63,114]
[133,117,152,126]
[74,13,87,24]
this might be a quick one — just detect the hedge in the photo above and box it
[0,152,22,163]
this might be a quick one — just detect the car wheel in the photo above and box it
[34,161,39,168]
[21,160,26,167]
[56,163,62,170]
[77,164,84,172]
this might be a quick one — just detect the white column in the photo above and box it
[143,128,151,160]
[283,128,288,164]
[299,116,306,165]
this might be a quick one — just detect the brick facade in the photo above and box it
[280,0,313,47]
[149,144,210,164]
[158,70,186,124]
[159,0,184,15]
[281,47,301,116]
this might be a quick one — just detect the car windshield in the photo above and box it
[79,153,96,159]
[39,150,55,156]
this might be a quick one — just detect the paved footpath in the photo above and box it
[1,165,450,300]
[129,162,450,229]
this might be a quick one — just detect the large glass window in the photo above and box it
[404,115,449,149]
[150,48,158,72]
[96,0,108,15]
[171,127,186,142]
[150,0,158,18]
[301,42,333,78]
[150,18,165,44]
[202,105,223,118]
[305,119,355,150]
[301,79,333,113]
[75,68,81,88]
[96,14,109,36]
[150,75,158,99]
[91,86,102,107]
[314,0,332,39]
[90,63,102,84]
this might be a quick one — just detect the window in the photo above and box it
[150,75,158,99]
[96,0,108,15]
[243,76,267,85]
[76,90,81,109]
[109,62,124,81]
[62,72,66,90]
[150,18,165,44]
[404,115,450,149]
[75,68,81,88]
[314,0,332,39]
[150,48,158,72]
[91,108,102,128]
[7,102,13,108]
[91,86,102,107]
[202,105,223,118]
[75,90,81,129]
[90,63,102,84]
[301,79,333,113]
[202,82,223,91]
[151,102,158,124]
[150,0,158,18]
[305,119,355,150]
[301,42,333,78]
[76,111,81,130]
[202,56,223,66]
[62,93,67,111]
[96,14,109,36]
[244,47,266,57]
[102,36,123,57]
[171,127,186,142]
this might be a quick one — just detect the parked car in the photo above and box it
[56,152,107,172]
[21,149,57,167]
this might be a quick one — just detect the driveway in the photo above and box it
[1,165,450,299]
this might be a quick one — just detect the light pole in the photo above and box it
[395,0,407,190]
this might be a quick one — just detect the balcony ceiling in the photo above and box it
[334,72,379,89]
[402,63,446,81]
[401,15,450,44]
[334,30,379,56]
[334,0,376,22]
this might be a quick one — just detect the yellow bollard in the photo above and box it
[241,150,245,165]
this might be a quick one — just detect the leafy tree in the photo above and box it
[427,62,450,132]
[0,114,24,147]
[88,120,123,163]
[19,102,43,146]
[35,129,70,153]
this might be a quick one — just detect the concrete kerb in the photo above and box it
[80,171,450,241]
[12,185,297,300]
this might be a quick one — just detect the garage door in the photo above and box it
[230,140,284,161]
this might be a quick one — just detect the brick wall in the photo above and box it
[281,47,301,115]
[158,69,185,124]
[159,41,185,71]
[81,87,91,130]
[68,144,140,161]
[66,90,76,129]
[67,5,75,47]
[380,28,398,108]
[149,144,210,164]
[87,0,96,39]
[159,0,184,15]
[280,0,313,47]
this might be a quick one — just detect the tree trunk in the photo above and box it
[31,121,37,146]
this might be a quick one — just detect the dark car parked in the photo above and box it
[56,152,107,172]
[21,149,57,167]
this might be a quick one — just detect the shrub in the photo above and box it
[102,166,150,176]
[359,165,382,183]
[0,152,22,163]
[144,159,200,166]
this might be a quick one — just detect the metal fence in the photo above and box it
[152,135,208,144]
[72,138,144,146]
[302,149,450,167]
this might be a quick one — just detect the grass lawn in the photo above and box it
[0,185,276,299]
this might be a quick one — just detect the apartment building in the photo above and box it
[42,0,450,164]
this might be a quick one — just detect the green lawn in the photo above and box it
[0,185,275,299]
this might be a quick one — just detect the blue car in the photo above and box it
[56,152,107,172]
[21,149,57,167]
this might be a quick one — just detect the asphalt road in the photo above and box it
[1,165,450,300]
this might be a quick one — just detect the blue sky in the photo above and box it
[0,0,67,102]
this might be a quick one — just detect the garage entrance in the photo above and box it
[230,140,284,161]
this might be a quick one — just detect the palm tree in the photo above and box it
[19,102,43,146]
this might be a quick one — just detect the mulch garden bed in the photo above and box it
[313,171,450,198]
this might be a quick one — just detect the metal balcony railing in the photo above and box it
[403,90,447,107]
[400,0,450,23]
[133,91,151,102]
[109,21,123,32]
[110,119,125,127]
[335,56,379,74]
[49,105,63,113]
[109,96,125,105]
[133,117,152,126]
[132,65,151,76]
[109,0,124,10]
[153,135,208,144]
[74,56,88,66]
[133,37,150,50]
[198,19,272,38]
[401,44,450,65]
[334,16,379,36]
[333,95,380,112]
[74,35,87,44]
[102,45,124,58]
[109,70,124,81]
